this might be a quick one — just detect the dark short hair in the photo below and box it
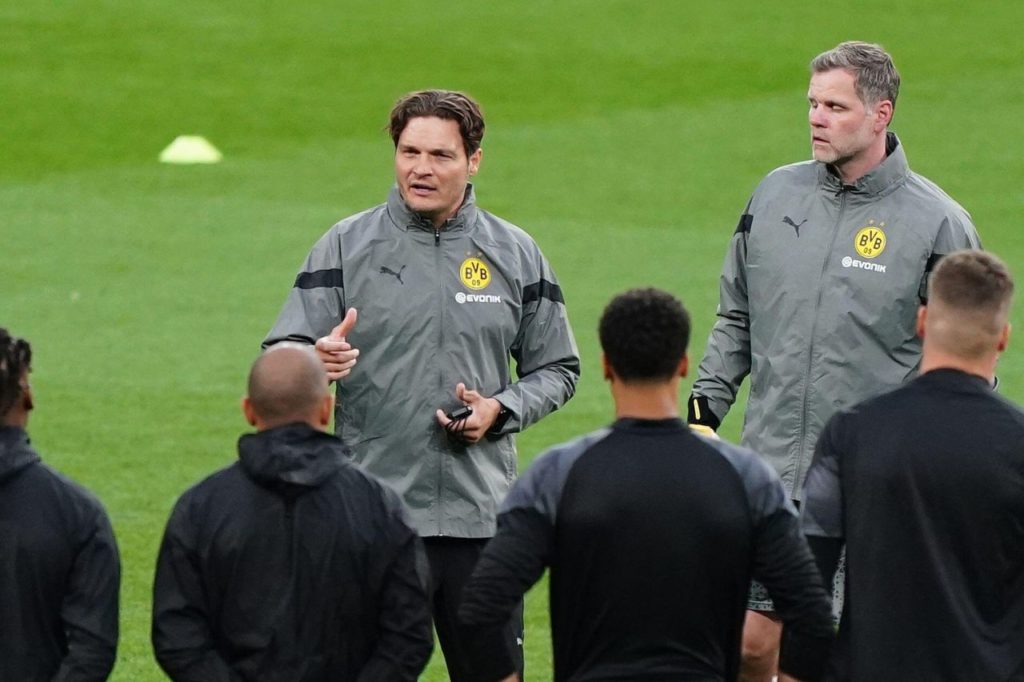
[599,288,690,382]
[811,41,900,111]
[0,328,32,417]
[930,250,1014,332]
[388,90,485,157]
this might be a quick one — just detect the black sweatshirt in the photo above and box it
[803,369,1024,681]
[152,423,433,681]
[0,426,120,681]
[459,417,834,681]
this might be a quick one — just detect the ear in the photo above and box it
[678,354,689,378]
[241,397,258,427]
[468,148,482,176]
[998,322,1011,353]
[319,395,334,428]
[916,305,927,340]
[873,99,894,131]
[601,353,613,382]
[21,383,34,413]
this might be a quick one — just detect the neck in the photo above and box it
[834,133,888,184]
[430,210,455,229]
[1,414,26,429]
[611,379,680,420]
[919,349,997,384]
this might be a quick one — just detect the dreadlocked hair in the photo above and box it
[0,328,32,417]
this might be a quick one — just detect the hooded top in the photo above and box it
[0,426,120,682]
[152,423,433,682]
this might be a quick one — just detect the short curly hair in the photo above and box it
[599,288,690,382]
[0,328,32,417]
[388,90,485,157]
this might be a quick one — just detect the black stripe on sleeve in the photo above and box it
[294,268,344,289]
[522,279,564,306]
[919,253,946,303]
[735,213,753,235]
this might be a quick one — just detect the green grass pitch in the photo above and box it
[3,1,1023,679]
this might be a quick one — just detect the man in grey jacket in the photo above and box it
[687,42,980,681]
[264,90,580,681]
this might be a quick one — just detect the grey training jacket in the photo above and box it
[693,134,979,498]
[264,186,580,537]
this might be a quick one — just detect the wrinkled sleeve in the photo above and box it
[490,246,580,434]
[357,492,434,682]
[801,412,847,584]
[690,204,753,429]
[263,227,346,348]
[53,505,120,682]
[152,498,241,682]
[740,453,834,681]
[919,210,981,303]
[458,449,569,679]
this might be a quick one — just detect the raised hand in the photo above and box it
[315,308,360,381]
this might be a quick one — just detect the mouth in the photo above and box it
[409,182,436,196]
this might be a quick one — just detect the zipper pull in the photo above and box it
[434,228,440,246]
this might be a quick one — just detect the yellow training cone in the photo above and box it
[159,135,223,164]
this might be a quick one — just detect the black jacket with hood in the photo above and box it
[152,423,433,682]
[0,426,120,681]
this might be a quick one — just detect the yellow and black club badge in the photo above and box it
[460,256,491,290]
[854,221,887,259]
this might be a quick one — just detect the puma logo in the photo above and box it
[379,265,406,285]
[782,216,807,237]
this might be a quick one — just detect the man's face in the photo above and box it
[807,68,883,170]
[395,116,480,227]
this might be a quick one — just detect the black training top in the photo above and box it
[803,369,1024,681]
[0,426,120,682]
[459,417,834,681]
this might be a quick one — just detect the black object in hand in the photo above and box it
[446,405,473,421]
[444,406,473,445]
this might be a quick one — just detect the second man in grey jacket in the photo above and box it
[688,41,980,681]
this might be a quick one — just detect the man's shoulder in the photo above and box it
[695,434,782,491]
[41,462,106,503]
[326,202,390,237]
[534,426,615,469]
[14,461,114,531]
[474,207,538,248]
[502,427,614,515]
[900,169,972,218]
[173,463,248,511]
[756,160,820,192]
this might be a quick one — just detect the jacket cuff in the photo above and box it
[486,394,520,435]
[779,628,833,682]
[687,394,721,430]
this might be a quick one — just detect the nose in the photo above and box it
[411,153,432,176]
[809,104,827,128]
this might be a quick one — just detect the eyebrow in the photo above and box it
[399,143,457,155]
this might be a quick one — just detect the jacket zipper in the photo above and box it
[434,225,445,535]
[795,188,847,493]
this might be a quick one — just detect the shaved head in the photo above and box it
[247,344,331,429]
[926,250,1014,360]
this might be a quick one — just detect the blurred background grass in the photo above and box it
[3,1,1022,678]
